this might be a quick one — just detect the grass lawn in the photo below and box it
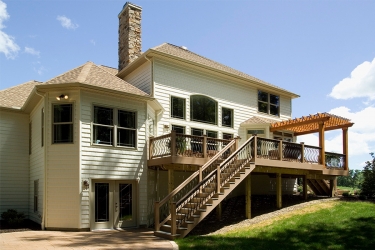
[176,201,375,250]
[337,186,359,193]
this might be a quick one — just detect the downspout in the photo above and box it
[144,54,154,97]
[35,89,47,230]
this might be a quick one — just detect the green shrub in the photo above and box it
[342,192,350,197]
[1,209,25,225]
[359,194,367,200]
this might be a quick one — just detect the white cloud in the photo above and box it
[90,39,96,45]
[329,106,375,134]
[32,61,46,75]
[297,106,375,164]
[0,0,20,59]
[329,58,375,100]
[24,47,40,57]
[57,15,79,30]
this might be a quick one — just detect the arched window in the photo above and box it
[190,95,217,125]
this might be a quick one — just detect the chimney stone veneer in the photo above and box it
[118,2,142,71]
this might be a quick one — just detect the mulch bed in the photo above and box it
[0,219,41,233]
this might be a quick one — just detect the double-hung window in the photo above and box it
[93,106,136,148]
[53,104,73,143]
[258,91,280,116]
[171,96,185,119]
[117,110,136,147]
[222,107,233,128]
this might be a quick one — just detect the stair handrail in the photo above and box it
[173,136,255,228]
[154,138,237,231]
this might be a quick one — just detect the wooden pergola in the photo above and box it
[270,113,354,167]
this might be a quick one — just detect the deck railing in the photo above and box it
[149,131,232,159]
[256,137,345,169]
[149,134,346,169]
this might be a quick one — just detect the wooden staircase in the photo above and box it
[307,179,330,196]
[154,137,256,239]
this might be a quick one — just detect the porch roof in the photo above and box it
[270,113,354,136]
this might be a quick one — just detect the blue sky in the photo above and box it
[1,0,374,170]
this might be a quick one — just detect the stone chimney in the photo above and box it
[118,2,142,71]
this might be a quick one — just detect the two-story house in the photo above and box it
[0,2,353,238]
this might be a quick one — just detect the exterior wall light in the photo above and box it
[83,180,89,189]
[56,94,69,100]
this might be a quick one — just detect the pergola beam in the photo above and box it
[270,116,330,132]
[294,123,354,136]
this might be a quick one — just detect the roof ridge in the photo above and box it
[77,62,93,83]
[0,80,42,92]
[90,63,149,96]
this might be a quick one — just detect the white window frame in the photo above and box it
[92,105,137,149]
[258,90,280,116]
[52,103,74,144]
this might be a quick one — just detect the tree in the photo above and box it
[361,153,375,198]
[337,169,363,189]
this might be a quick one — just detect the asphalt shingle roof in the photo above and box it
[0,80,41,109]
[241,116,280,125]
[44,61,148,96]
[1,62,147,110]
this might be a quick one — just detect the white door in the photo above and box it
[91,180,136,230]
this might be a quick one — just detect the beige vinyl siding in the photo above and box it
[279,95,292,120]
[45,90,80,229]
[124,61,152,94]
[29,100,45,223]
[153,59,289,144]
[0,110,30,216]
[80,90,148,228]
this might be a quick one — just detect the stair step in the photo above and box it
[154,231,180,240]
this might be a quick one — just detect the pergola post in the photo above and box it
[343,128,349,170]
[319,122,326,166]
[276,173,282,209]
[246,175,251,219]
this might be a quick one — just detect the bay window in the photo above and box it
[53,104,73,143]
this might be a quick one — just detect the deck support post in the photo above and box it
[276,173,282,209]
[156,167,159,199]
[342,128,349,170]
[246,175,251,219]
[303,175,308,200]
[155,201,160,231]
[216,203,222,220]
[168,169,174,205]
[319,122,326,166]
[330,178,336,197]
